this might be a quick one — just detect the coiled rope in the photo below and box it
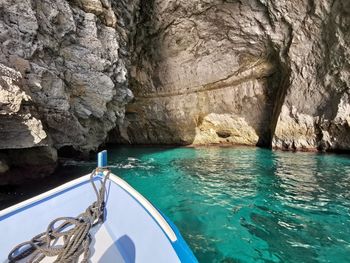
[8,168,110,263]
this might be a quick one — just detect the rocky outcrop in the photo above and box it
[115,0,350,151]
[0,64,48,149]
[0,62,56,183]
[272,0,350,151]
[0,0,137,182]
[0,0,349,183]
[116,0,282,146]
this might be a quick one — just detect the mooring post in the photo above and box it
[97,150,107,168]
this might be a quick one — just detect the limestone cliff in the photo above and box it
[116,0,350,151]
[0,0,137,183]
[0,0,349,183]
[272,0,350,151]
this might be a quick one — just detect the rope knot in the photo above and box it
[8,169,110,262]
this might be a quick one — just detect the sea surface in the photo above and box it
[2,146,350,262]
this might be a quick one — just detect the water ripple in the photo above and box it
[77,147,350,262]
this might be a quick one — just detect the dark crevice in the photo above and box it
[256,15,293,149]
[261,16,294,149]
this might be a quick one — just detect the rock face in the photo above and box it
[0,0,137,182]
[0,63,48,149]
[0,0,349,182]
[272,0,350,151]
[116,0,350,151]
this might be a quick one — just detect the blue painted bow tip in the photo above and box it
[98,150,107,168]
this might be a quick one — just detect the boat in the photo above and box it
[0,150,198,262]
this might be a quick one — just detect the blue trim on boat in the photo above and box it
[108,174,198,262]
[161,212,199,263]
[1,174,198,262]
[109,176,173,238]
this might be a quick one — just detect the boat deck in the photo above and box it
[0,173,197,262]
[89,223,125,263]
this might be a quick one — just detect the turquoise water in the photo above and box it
[79,147,350,262]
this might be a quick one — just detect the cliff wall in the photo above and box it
[0,0,137,183]
[117,0,350,152]
[0,0,349,182]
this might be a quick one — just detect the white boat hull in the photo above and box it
[0,173,197,262]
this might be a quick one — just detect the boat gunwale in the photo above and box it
[0,172,177,243]
[0,174,93,220]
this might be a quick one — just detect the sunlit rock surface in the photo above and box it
[0,64,48,149]
[116,0,350,151]
[0,0,349,182]
[272,0,350,151]
[0,0,137,181]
